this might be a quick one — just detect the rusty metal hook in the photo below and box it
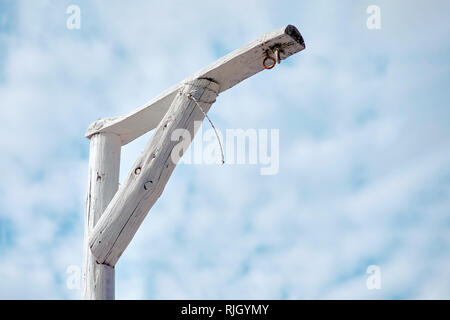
[274,48,281,64]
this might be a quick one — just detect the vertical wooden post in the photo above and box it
[82,132,121,300]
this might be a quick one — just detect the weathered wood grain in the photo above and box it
[81,133,120,299]
[89,79,219,266]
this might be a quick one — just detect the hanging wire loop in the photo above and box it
[186,92,225,165]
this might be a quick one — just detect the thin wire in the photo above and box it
[187,92,225,165]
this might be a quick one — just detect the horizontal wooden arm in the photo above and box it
[85,25,305,146]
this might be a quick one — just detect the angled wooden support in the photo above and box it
[82,133,120,299]
[89,79,219,266]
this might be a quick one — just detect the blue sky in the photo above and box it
[0,0,450,299]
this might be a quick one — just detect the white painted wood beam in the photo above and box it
[85,25,305,146]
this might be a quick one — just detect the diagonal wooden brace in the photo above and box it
[89,78,219,266]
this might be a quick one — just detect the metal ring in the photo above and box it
[262,56,276,69]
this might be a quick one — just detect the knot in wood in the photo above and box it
[144,181,153,190]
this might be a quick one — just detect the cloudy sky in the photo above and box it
[0,0,449,299]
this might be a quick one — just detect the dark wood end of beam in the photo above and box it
[285,24,305,48]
